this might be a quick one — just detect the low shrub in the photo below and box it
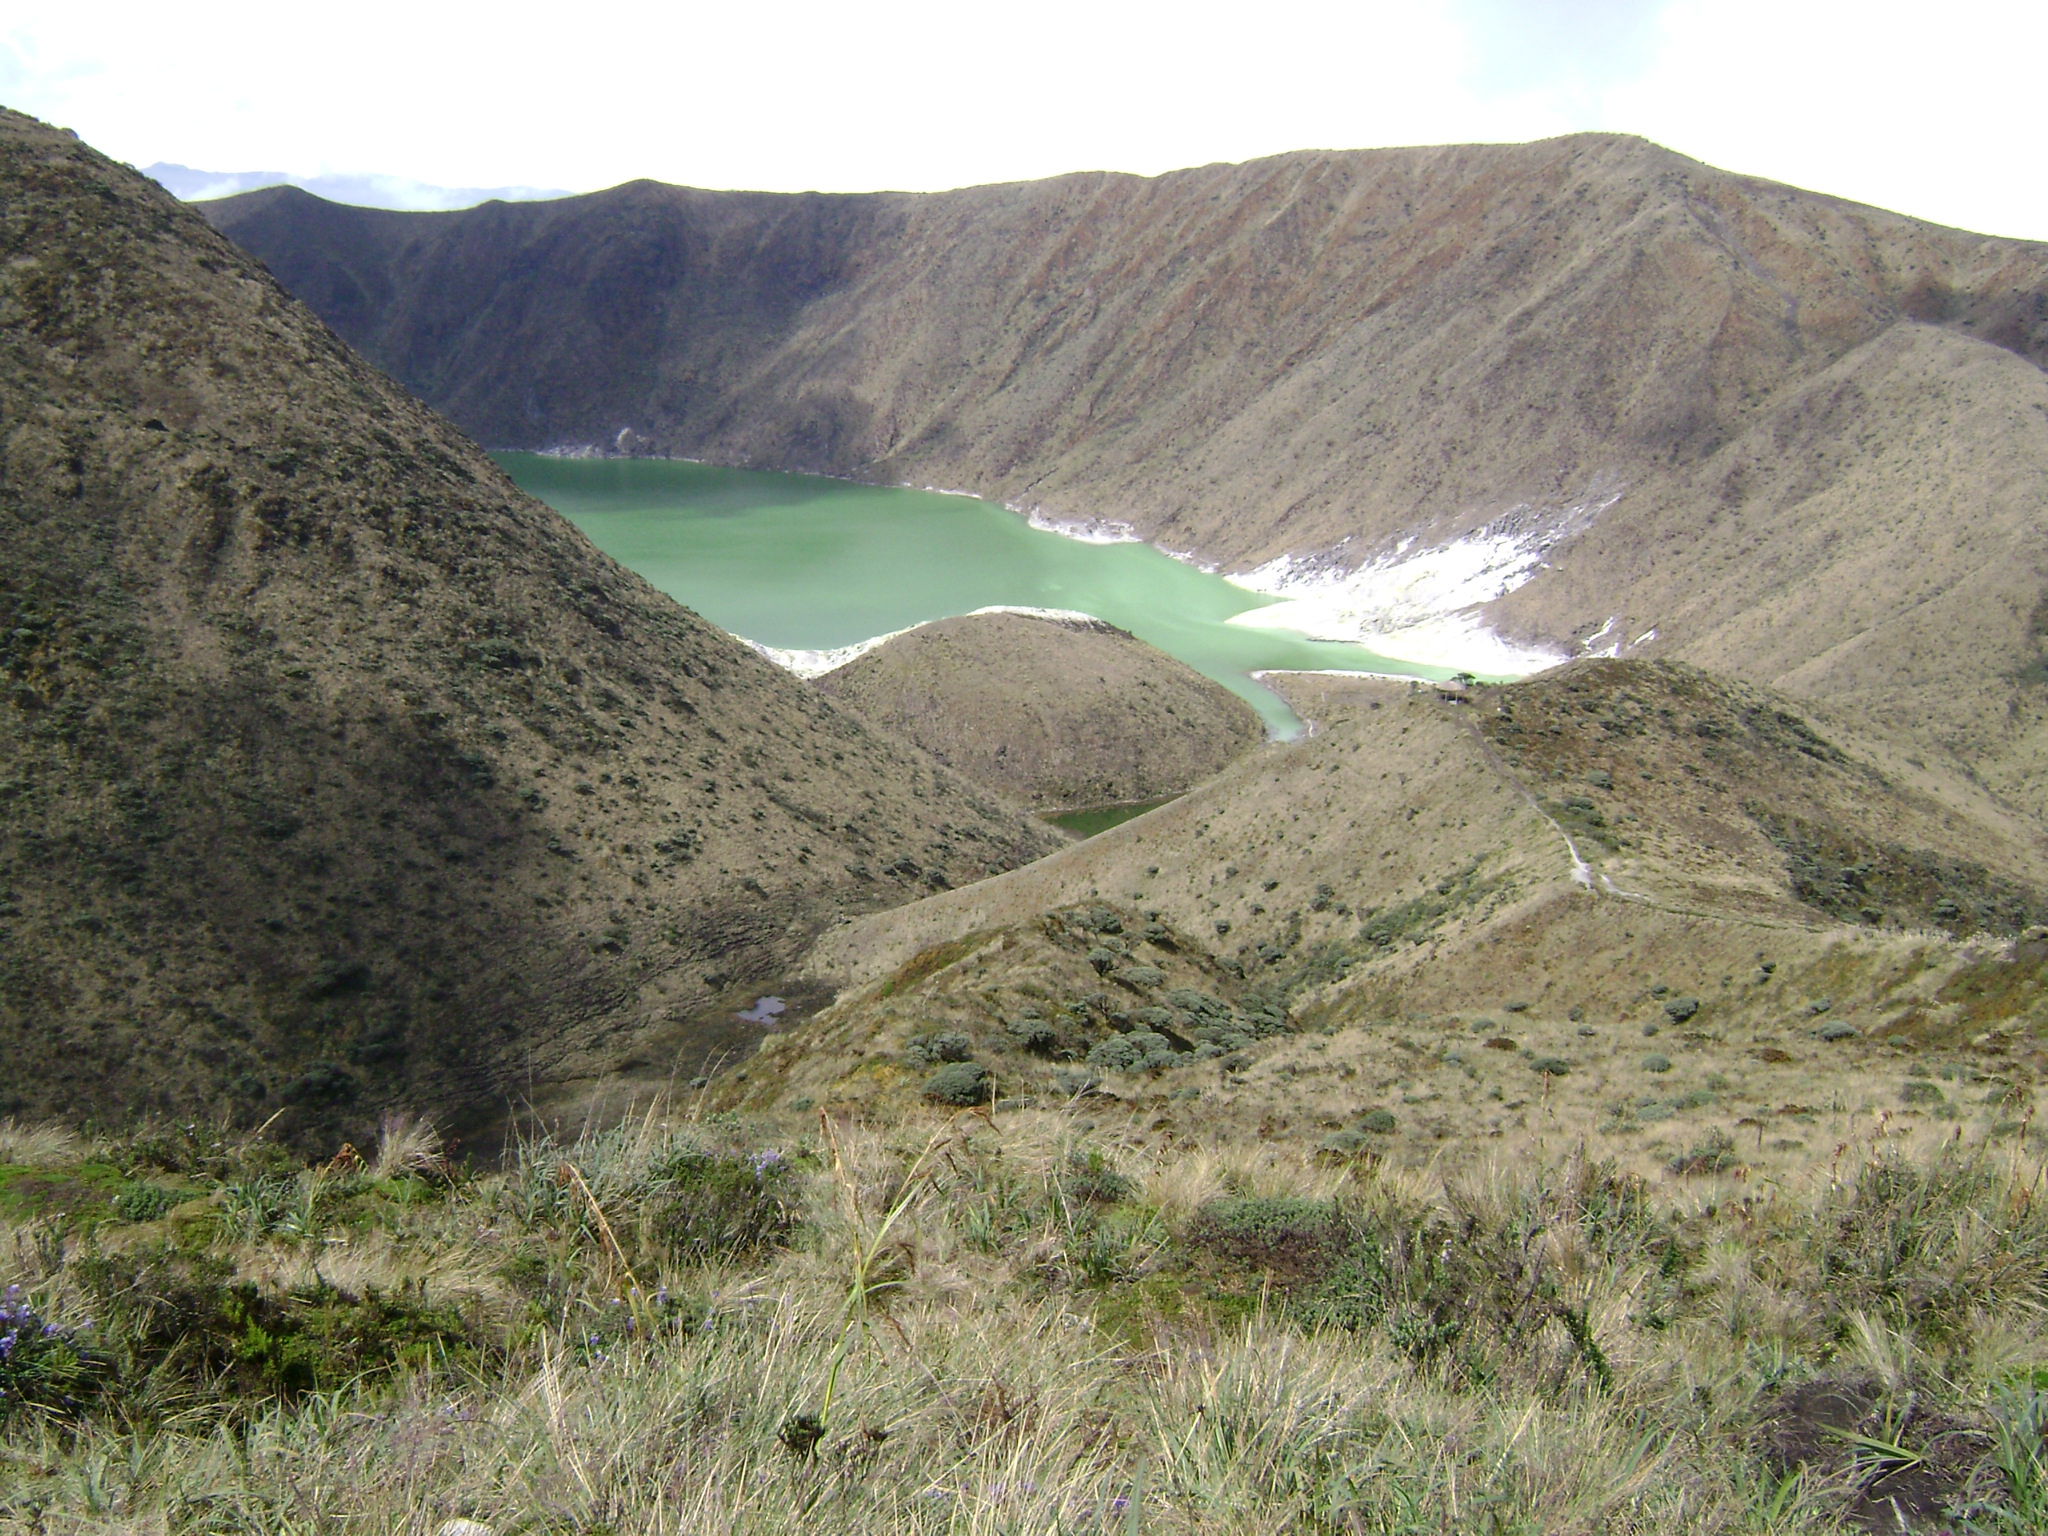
[1086,1031,1179,1073]
[905,1030,972,1066]
[71,1246,485,1402]
[1166,989,1233,1025]
[642,1146,801,1262]
[923,1061,991,1106]
[111,1180,187,1223]
[1187,1197,1351,1280]
[0,1283,111,1425]
[1072,906,1123,935]
[1061,1149,1138,1206]
[1668,1132,1740,1177]
[1004,1015,1057,1054]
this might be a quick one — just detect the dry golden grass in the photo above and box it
[3,1096,2045,1534]
[0,1119,83,1168]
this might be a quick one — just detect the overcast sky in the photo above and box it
[4,0,2041,239]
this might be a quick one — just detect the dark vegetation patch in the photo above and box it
[1758,1374,2000,1533]
[72,1246,491,1402]
[1172,1166,1658,1389]
[1927,932,2048,1038]
[1348,860,1503,956]
[876,933,992,998]
[1044,797,1178,838]
[1748,806,2048,936]
[1545,793,1617,852]
[1480,660,1847,777]
[922,1061,992,1106]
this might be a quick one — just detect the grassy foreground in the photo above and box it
[0,1104,2044,1535]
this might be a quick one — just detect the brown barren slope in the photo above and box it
[0,110,1058,1140]
[812,611,1263,811]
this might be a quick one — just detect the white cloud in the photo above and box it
[1599,0,2048,238]
[4,0,2042,237]
[1454,0,1666,109]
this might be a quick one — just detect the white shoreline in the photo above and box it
[510,446,1622,685]
[1219,486,1625,677]
[1017,505,1141,545]
[749,606,1105,678]
[1232,607,1566,678]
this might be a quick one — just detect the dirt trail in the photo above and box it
[1450,706,1650,901]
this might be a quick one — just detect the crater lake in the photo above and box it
[499,454,1452,737]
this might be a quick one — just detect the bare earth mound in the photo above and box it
[812,611,1262,812]
[0,110,1058,1141]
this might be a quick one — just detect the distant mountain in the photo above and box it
[203,140,2048,822]
[144,161,569,211]
[0,110,1057,1140]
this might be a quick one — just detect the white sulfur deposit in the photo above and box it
[1223,488,1623,676]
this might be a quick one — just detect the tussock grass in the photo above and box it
[1,1105,2044,1534]
[0,1119,83,1168]
[369,1112,448,1183]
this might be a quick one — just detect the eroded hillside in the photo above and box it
[0,110,1059,1139]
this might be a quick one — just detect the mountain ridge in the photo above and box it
[0,107,1059,1139]
[205,133,2048,816]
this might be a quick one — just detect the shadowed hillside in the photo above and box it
[0,110,1058,1140]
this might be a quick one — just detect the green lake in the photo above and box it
[499,454,1445,737]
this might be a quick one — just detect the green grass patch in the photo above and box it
[0,1160,127,1229]
[1044,796,1178,838]
[875,931,992,997]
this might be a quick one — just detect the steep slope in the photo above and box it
[747,662,2048,1119]
[0,110,1058,1139]
[812,612,1262,811]
[203,136,2048,565]
[206,138,2048,814]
